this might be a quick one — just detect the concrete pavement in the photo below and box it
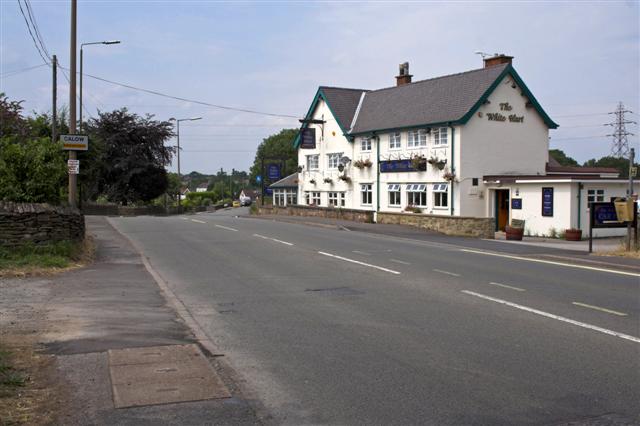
[109,209,640,425]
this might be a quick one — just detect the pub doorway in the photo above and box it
[495,189,510,231]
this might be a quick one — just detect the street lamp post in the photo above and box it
[80,40,120,132]
[170,117,202,210]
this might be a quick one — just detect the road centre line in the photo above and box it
[253,234,294,246]
[215,224,238,232]
[461,290,640,344]
[352,250,371,256]
[389,259,411,265]
[318,251,401,275]
[488,282,526,292]
[190,219,206,224]
[460,249,640,278]
[572,302,628,317]
[433,269,461,277]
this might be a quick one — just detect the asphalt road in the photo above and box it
[109,208,640,425]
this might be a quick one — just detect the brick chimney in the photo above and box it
[483,54,513,68]
[395,62,413,86]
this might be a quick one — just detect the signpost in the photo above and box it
[588,201,638,252]
[300,128,316,149]
[60,134,88,151]
[267,164,281,181]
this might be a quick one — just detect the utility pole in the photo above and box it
[52,55,57,144]
[607,102,635,158]
[68,0,77,207]
[627,147,635,251]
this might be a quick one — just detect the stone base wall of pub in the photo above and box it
[376,212,494,238]
[0,202,85,247]
[256,205,375,223]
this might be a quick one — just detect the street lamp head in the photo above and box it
[103,40,121,45]
[189,117,202,121]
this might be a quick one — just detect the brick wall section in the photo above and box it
[0,202,85,247]
[257,205,375,223]
[377,212,494,238]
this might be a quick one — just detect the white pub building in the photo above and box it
[290,55,633,237]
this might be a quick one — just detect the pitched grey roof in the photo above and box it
[350,64,509,134]
[269,173,298,189]
[320,87,368,132]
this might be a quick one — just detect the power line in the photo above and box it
[17,0,49,64]
[23,0,51,60]
[551,135,609,141]
[58,65,300,120]
[59,66,94,120]
[0,63,47,78]
[553,112,610,118]
[606,102,635,157]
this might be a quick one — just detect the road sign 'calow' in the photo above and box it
[60,134,89,151]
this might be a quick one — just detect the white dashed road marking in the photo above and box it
[253,234,294,246]
[572,302,628,317]
[318,252,401,275]
[190,219,206,224]
[462,290,640,344]
[488,282,526,292]
[389,259,411,265]
[433,269,461,277]
[215,224,238,232]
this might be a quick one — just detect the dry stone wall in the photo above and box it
[377,212,494,238]
[0,202,84,247]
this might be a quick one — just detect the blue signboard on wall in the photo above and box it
[267,164,281,180]
[511,198,522,210]
[300,128,316,149]
[541,187,554,217]
[380,159,421,173]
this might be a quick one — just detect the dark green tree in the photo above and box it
[549,149,579,167]
[249,128,298,185]
[583,156,638,178]
[84,109,175,204]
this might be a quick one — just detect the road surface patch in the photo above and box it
[460,249,640,278]
[305,286,365,296]
[488,282,525,292]
[572,302,628,317]
[215,224,238,232]
[108,344,230,408]
[461,290,640,344]
[317,251,401,275]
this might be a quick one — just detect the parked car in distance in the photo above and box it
[232,200,241,208]
[239,196,252,206]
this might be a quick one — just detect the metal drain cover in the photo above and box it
[108,344,230,408]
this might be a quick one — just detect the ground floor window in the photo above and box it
[311,192,321,206]
[406,184,427,207]
[388,184,401,206]
[287,191,297,206]
[587,189,604,203]
[361,184,373,205]
[328,191,345,207]
[274,190,285,206]
[433,183,448,208]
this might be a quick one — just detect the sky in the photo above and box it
[1,0,639,174]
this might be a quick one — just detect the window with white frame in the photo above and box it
[361,184,373,205]
[433,127,448,145]
[587,189,604,203]
[286,191,297,206]
[406,183,427,206]
[389,132,401,150]
[408,129,427,148]
[433,183,448,208]
[327,152,343,169]
[311,192,321,205]
[307,154,319,170]
[361,137,372,152]
[328,191,346,207]
[388,184,401,206]
[274,190,285,206]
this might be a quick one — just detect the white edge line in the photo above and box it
[433,269,461,277]
[572,302,628,317]
[215,224,238,232]
[318,251,400,275]
[488,282,526,292]
[460,248,640,278]
[190,219,206,224]
[462,290,640,344]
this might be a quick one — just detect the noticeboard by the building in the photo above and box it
[541,187,554,217]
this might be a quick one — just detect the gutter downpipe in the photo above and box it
[375,133,380,222]
[577,182,583,229]
[449,124,455,216]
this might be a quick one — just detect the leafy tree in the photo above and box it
[249,128,298,185]
[26,108,70,140]
[84,108,175,205]
[549,149,579,167]
[583,156,638,179]
[0,93,29,138]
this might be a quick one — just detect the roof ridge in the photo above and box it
[368,63,509,94]
[319,85,370,92]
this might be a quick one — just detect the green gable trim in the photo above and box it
[459,64,559,129]
[292,88,353,149]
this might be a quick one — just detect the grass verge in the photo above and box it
[0,237,94,278]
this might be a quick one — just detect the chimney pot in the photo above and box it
[396,62,413,86]
[483,54,513,68]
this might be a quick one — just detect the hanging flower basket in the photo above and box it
[323,177,333,184]
[410,154,427,171]
[309,179,316,184]
[338,175,351,183]
[354,159,373,169]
